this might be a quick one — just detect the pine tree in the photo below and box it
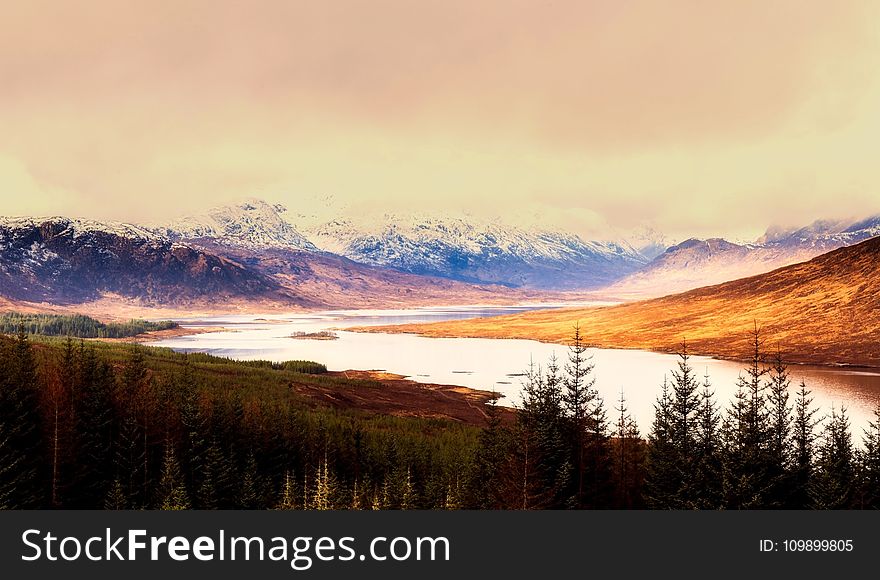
[44,366,69,508]
[859,404,880,509]
[811,406,855,509]
[73,343,114,506]
[114,401,146,508]
[48,337,78,507]
[157,443,190,510]
[583,384,611,509]
[400,467,414,510]
[371,487,383,511]
[468,391,508,509]
[237,453,260,509]
[0,327,44,509]
[276,470,297,510]
[765,350,793,505]
[444,477,462,510]
[177,355,209,496]
[196,441,227,509]
[350,477,362,510]
[113,346,153,509]
[687,372,722,508]
[500,416,557,509]
[563,324,597,507]
[790,381,819,508]
[311,452,337,510]
[104,478,127,510]
[721,326,772,509]
[503,360,569,509]
[657,342,703,507]
[612,388,644,508]
[644,377,678,508]
[670,342,700,462]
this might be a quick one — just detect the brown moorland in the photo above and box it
[302,370,513,426]
[353,236,880,367]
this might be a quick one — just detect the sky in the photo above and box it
[2,0,880,241]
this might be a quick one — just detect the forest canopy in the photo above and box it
[0,326,878,510]
[0,312,177,339]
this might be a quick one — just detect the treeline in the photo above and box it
[470,327,880,509]
[1,326,879,510]
[0,331,474,510]
[0,312,177,338]
[239,359,328,374]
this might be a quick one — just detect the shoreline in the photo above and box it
[16,296,873,373]
[94,325,227,343]
[0,291,622,322]
[346,323,880,373]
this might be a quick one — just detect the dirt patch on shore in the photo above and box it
[289,370,513,427]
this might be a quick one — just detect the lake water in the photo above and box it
[147,305,880,436]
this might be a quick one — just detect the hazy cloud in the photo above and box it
[1,0,879,239]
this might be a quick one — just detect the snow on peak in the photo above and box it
[758,215,880,248]
[153,198,317,251]
[303,211,645,264]
[620,225,674,260]
[0,215,163,241]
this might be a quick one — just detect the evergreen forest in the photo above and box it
[1,325,879,510]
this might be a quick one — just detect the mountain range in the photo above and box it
[0,217,288,306]
[361,235,880,367]
[155,199,879,297]
[0,214,531,312]
[156,199,651,290]
[1,198,879,313]
[610,215,880,297]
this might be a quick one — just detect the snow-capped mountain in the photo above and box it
[620,225,674,261]
[0,217,284,305]
[153,200,652,289]
[759,216,880,250]
[610,215,880,297]
[153,199,317,251]
[1,216,162,242]
[3,202,878,307]
[303,213,649,289]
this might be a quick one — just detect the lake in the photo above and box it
[147,305,880,436]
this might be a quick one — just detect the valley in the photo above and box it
[356,236,880,368]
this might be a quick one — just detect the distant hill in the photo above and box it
[0,214,529,313]
[152,199,318,251]
[609,216,880,298]
[301,212,649,289]
[5,202,880,314]
[190,241,534,310]
[156,199,651,290]
[0,217,293,307]
[156,199,880,293]
[360,236,880,367]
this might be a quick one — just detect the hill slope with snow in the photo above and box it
[610,216,880,297]
[0,217,287,305]
[152,199,317,251]
[158,201,651,289]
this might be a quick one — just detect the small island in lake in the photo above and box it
[289,330,339,340]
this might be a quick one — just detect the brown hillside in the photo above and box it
[356,236,880,367]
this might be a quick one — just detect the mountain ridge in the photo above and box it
[353,235,880,367]
[0,216,294,306]
[610,215,880,297]
[0,213,536,314]
[155,200,652,290]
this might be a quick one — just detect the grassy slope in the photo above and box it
[24,336,501,426]
[355,236,880,367]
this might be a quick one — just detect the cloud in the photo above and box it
[0,0,879,238]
